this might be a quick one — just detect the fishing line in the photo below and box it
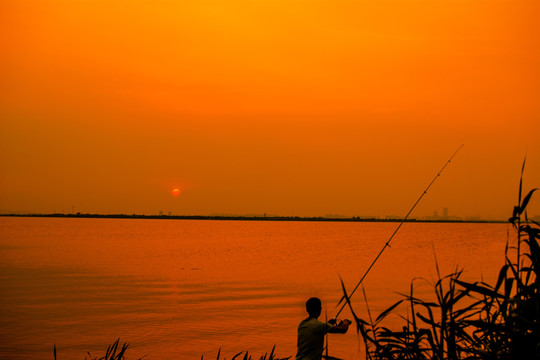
[334,144,464,319]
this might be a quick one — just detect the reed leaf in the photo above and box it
[338,276,366,333]
[454,280,504,299]
[232,351,244,360]
[375,299,404,323]
[520,188,538,214]
[362,286,377,341]
[415,312,437,327]
[494,264,509,294]
[519,156,526,206]
[268,345,275,360]
[409,281,419,337]
[408,299,439,308]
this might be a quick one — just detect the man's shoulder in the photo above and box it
[299,318,322,325]
[298,318,332,331]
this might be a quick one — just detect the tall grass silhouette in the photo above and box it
[54,339,131,360]
[340,158,539,359]
[53,340,290,360]
[200,345,291,360]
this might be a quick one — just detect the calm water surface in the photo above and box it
[0,217,510,359]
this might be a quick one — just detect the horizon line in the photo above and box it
[0,213,510,224]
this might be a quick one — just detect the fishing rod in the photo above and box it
[334,144,464,319]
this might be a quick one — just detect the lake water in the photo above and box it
[0,217,511,359]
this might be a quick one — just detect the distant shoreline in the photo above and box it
[0,213,507,223]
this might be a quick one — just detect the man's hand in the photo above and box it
[328,318,351,334]
[328,319,337,325]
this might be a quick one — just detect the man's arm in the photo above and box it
[328,319,352,334]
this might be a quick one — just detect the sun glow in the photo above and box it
[171,188,181,197]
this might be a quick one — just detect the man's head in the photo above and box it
[306,297,322,318]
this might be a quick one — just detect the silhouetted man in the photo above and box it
[296,297,351,360]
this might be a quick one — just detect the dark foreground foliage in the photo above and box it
[201,345,291,360]
[54,339,132,360]
[339,159,539,359]
[53,339,290,360]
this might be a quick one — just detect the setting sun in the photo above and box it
[171,188,181,197]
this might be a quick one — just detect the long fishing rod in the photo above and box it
[334,144,464,319]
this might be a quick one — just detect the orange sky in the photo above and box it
[1,0,539,219]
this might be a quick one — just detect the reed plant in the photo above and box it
[54,339,132,360]
[53,339,290,360]
[340,159,539,359]
[201,345,291,360]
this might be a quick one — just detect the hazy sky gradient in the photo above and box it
[1,0,539,219]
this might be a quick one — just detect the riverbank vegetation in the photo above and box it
[340,160,539,359]
[53,339,290,360]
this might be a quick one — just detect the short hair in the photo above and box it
[306,297,322,315]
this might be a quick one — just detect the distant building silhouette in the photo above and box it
[425,208,462,221]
